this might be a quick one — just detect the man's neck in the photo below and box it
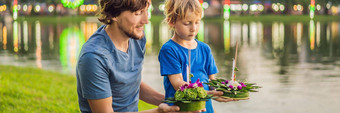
[105,24,129,53]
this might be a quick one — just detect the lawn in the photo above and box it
[0,65,156,112]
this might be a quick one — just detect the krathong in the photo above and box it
[164,78,214,111]
[205,75,261,99]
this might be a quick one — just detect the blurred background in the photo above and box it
[1,0,340,113]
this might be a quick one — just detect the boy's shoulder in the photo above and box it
[160,40,177,50]
[196,40,211,50]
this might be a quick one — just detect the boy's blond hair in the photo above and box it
[164,0,202,27]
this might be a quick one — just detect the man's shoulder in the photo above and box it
[80,35,111,58]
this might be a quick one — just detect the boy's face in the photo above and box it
[114,7,149,40]
[172,11,201,41]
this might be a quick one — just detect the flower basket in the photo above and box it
[175,100,206,111]
[205,78,261,100]
[163,79,214,112]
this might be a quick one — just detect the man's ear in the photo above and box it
[112,17,118,22]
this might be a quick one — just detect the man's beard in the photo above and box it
[118,24,144,40]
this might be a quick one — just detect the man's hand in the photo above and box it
[207,90,238,102]
[157,103,179,113]
[157,103,206,113]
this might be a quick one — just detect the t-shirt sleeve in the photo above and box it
[206,46,219,75]
[158,48,182,76]
[77,53,112,99]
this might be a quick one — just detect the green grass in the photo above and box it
[0,65,156,112]
[138,100,157,111]
[0,65,79,112]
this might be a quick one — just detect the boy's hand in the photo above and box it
[207,90,238,102]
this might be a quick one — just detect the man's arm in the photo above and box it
[88,97,114,113]
[139,81,165,105]
[88,99,179,113]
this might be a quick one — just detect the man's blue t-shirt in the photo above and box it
[158,39,218,113]
[76,25,146,112]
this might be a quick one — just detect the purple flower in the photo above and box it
[225,80,229,84]
[237,85,242,90]
[187,79,203,88]
[195,79,201,83]
[221,81,225,84]
[187,83,195,88]
[229,85,233,89]
[180,84,188,91]
[240,82,246,87]
[197,82,203,87]
[195,79,203,87]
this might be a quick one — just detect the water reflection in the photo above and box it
[59,26,85,73]
[310,20,315,50]
[223,20,230,54]
[145,22,153,53]
[197,21,204,42]
[2,23,7,49]
[13,21,19,53]
[159,21,172,45]
[23,21,28,51]
[35,21,42,68]
[0,18,340,113]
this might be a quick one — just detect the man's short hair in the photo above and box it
[97,0,150,25]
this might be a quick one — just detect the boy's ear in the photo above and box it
[168,21,175,27]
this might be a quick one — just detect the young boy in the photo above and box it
[158,0,235,112]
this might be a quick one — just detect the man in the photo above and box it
[77,0,233,112]
[76,0,180,112]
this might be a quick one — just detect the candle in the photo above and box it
[231,58,236,82]
[186,64,189,84]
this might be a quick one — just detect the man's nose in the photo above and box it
[141,11,149,24]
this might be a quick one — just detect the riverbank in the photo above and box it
[0,65,156,112]
[1,15,338,23]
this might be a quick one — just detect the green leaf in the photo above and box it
[189,73,194,78]
[165,100,176,103]
[249,89,258,92]
[181,100,192,103]
[234,67,239,71]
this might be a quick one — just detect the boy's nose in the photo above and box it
[191,25,197,32]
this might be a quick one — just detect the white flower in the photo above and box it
[227,81,240,90]
[193,83,198,88]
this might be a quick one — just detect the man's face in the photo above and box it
[115,7,149,40]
